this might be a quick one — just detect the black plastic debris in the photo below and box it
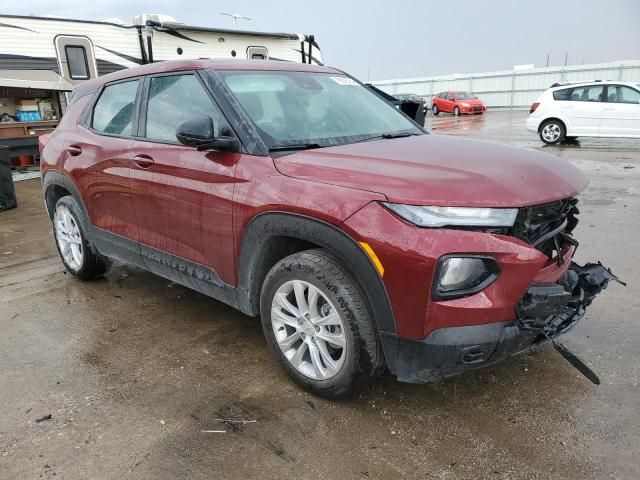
[35,414,52,423]
[0,146,18,212]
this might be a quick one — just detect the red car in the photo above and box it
[432,91,486,115]
[40,60,618,397]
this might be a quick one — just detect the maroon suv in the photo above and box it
[40,60,619,397]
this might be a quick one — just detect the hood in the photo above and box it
[273,135,588,207]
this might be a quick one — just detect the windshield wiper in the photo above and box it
[268,143,322,152]
[355,132,421,143]
[381,132,420,139]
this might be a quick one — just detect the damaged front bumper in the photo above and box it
[381,262,623,384]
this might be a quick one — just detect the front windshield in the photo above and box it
[454,92,476,100]
[217,71,422,149]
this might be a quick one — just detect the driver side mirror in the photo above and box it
[175,116,239,152]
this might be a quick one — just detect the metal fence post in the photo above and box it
[510,72,516,111]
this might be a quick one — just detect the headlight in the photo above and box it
[460,102,471,107]
[433,256,499,300]
[383,203,518,228]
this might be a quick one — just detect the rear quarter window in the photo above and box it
[553,88,572,101]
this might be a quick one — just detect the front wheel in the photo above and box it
[432,104,439,115]
[539,119,566,144]
[260,249,383,398]
[453,106,460,116]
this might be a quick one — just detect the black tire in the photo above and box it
[260,249,384,398]
[432,104,439,115]
[453,106,460,116]
[565,136,578,141]
[52,196,112,280]
[539,119,566,144]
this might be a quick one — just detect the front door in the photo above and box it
[128,72,238,285]
[560,84,605,135]
[600,85,640,136]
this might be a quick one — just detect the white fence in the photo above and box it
[372,60,640,109]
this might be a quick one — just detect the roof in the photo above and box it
[74,59,340,95]
[0,14,309,40]
[549,80,640,90]
[154,21,304,41]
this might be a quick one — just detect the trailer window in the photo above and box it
[65,46,90,80]
[92,80,139,136]
[247,46,268,60]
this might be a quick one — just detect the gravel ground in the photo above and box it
[1,111,638,479]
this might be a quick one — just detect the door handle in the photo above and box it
[604,107,616,111]
[132,154,154,169]
[66,145,82,156]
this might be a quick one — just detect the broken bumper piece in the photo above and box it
[381,262,623,384]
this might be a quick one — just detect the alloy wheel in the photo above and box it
[54,205,84,271]
[271,280,347,380]
[541,123,562,142]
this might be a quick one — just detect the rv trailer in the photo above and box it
[0,13,322,164]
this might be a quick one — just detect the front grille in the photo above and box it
[472,106,483,111]
[510,198,579,259]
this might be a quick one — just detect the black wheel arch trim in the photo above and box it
[41,175,398,337]
[42,170,89,220]
[236,211,397,335]
[538,117,566,132]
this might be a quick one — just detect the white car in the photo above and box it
[526,81,640,144]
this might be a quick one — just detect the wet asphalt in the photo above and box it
[1,111,639,479]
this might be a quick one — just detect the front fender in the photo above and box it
[236,211,397,336]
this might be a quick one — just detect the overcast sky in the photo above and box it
[5,0,640,80]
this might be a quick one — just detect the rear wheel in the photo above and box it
[432,104,439,115]
[53,196,111,280]
[539,119,566,144]
[260,249,383,398]
[453,106,460,116]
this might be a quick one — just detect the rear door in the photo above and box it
[128,71,238,282]
[600,84,640,136]
[558,84,605,134]
[75,78,141,242]
[441,93,454,112]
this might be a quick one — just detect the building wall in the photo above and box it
[372,60,640,109]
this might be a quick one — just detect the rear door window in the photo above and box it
[569,85,604,102]
[144,74,221,142]
[92,80,139,136]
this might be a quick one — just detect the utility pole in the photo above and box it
[220,13,251,29]
[546,53,549,67]
[564,52,568,66]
